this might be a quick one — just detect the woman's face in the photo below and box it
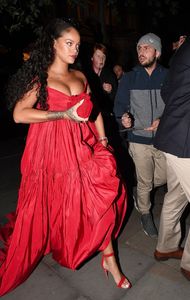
[54,27,80,64]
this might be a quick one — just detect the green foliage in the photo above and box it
[0,0,54,35]
[0,0,183,41]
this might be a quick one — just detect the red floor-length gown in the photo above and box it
[0,86,127,296]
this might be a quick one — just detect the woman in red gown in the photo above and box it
[0,18,131,296]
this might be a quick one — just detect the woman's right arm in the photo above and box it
[13,87,88,124]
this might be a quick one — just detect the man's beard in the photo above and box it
[140,56,157,68]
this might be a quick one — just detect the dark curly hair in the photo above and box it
[6,18,79,110]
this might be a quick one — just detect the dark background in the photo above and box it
[0,0,189,140]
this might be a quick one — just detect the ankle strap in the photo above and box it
[102,252,114,258]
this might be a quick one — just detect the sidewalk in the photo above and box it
[0,137,190,300]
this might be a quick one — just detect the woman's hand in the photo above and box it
[66,99,88,122]
[98,136,108,147]
[99,140,108,147]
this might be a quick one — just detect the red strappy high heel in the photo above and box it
[101,253,132,289]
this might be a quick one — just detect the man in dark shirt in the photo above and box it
[86,43,118,147]
[113,64,125,82]
[114,33,168,238]
[154,36,190,282]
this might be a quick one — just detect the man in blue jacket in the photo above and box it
[154,36,190,281]
[114,33,168,238]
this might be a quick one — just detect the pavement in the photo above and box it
[0,136,190,300]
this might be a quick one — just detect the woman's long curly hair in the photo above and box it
[7,18,79,110]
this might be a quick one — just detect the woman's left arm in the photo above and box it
[94,113,108,147]
[84,74,108,147]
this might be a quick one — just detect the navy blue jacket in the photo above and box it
[154,37,190,157]
[114,64,168,144]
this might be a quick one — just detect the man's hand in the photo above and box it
[144,119,160,131]
[121,113,132,128]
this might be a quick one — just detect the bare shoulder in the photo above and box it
[70,69,87,83]
[69,69,89,94]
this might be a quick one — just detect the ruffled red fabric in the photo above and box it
[0,87,127,296]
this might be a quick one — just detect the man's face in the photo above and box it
[92,49,106,70]
[137,44,158,68]
[113,65,123,80]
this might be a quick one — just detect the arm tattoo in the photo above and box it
[47,111,67,120]
[47,105,86,122]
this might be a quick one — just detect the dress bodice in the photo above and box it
[47,87,93,118]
